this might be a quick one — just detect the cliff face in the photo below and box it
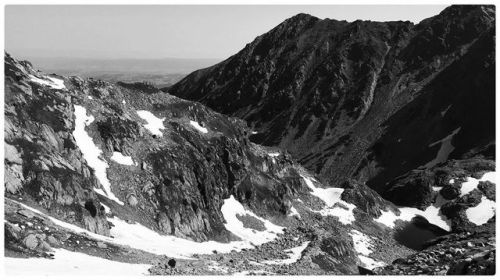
[168,6,495,198]
[4,52,308,242]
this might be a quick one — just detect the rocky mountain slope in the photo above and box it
[3,5,497,275]
[3,52,400,275]
[167,5,495,204]
[4,47,496,276]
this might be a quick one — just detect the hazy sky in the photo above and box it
[6,5,447,59]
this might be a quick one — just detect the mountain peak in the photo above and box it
[168,4,494,190]
[286,12,318,21]
[419,4,495,26]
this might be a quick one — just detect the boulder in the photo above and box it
[127,194,138,207]
[167,259,176,268]
[5,222,22,241]
[5,143,22,164]
[477,181,495,201]
[23,234,39,250]
[5,164,24,194]
[47,235,59,246]
[17,209,35,219]
[96,241,108,249]
[440,185,461,200]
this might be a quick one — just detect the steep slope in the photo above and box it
[3,50,496,275]
[167,5,495,199]
[3,53,405,275]
[4,52,305,243]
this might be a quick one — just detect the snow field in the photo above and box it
[136,110,165,136]
[111,152,134,165]
[190,120,208,133]
[350,229,386,269]
[73,105,124,205]
[5,248,150,276]
[301,176,356,225]
[29,74,66,90]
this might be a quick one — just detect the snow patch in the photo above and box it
[317,204,356,225]
[350,230,374,255]
[424,127,461,168]
[481,171,497,184]
[358,255,386,270]
[5,249,150,276]
[110,152,134,166]
[460,171,497,197]
[73,105,123,205]
[29,74,66,90]
[375,188,452,231]
[375,195,451,232]
[268,152,280,164]
[107,215,283,259]
[302,176,343,207]
[466,196,495,225]
[261,241,310,265]
[190,120,208,133]
[288,206,300,218]
[375,198,451,231]
[13,199,288,259]
[301,176,356,225]
[101,203,111,214]
[350,230,385,269]
[12,199,275,259]
[221,195,284,245]
[47,77,66,89]
[136,110,165,136]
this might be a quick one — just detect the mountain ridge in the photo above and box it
[3,4,497,276]
[167,5,495,202]
[6,51,496,275]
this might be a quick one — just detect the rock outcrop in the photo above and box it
[4,52,310,242]
[5,53,110,236]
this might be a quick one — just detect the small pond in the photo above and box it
[394,216,448,250]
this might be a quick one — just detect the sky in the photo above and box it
[5,5,448,60]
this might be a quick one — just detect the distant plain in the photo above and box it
[19,56,221,88]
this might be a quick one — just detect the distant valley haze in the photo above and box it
[13,56,221,88]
